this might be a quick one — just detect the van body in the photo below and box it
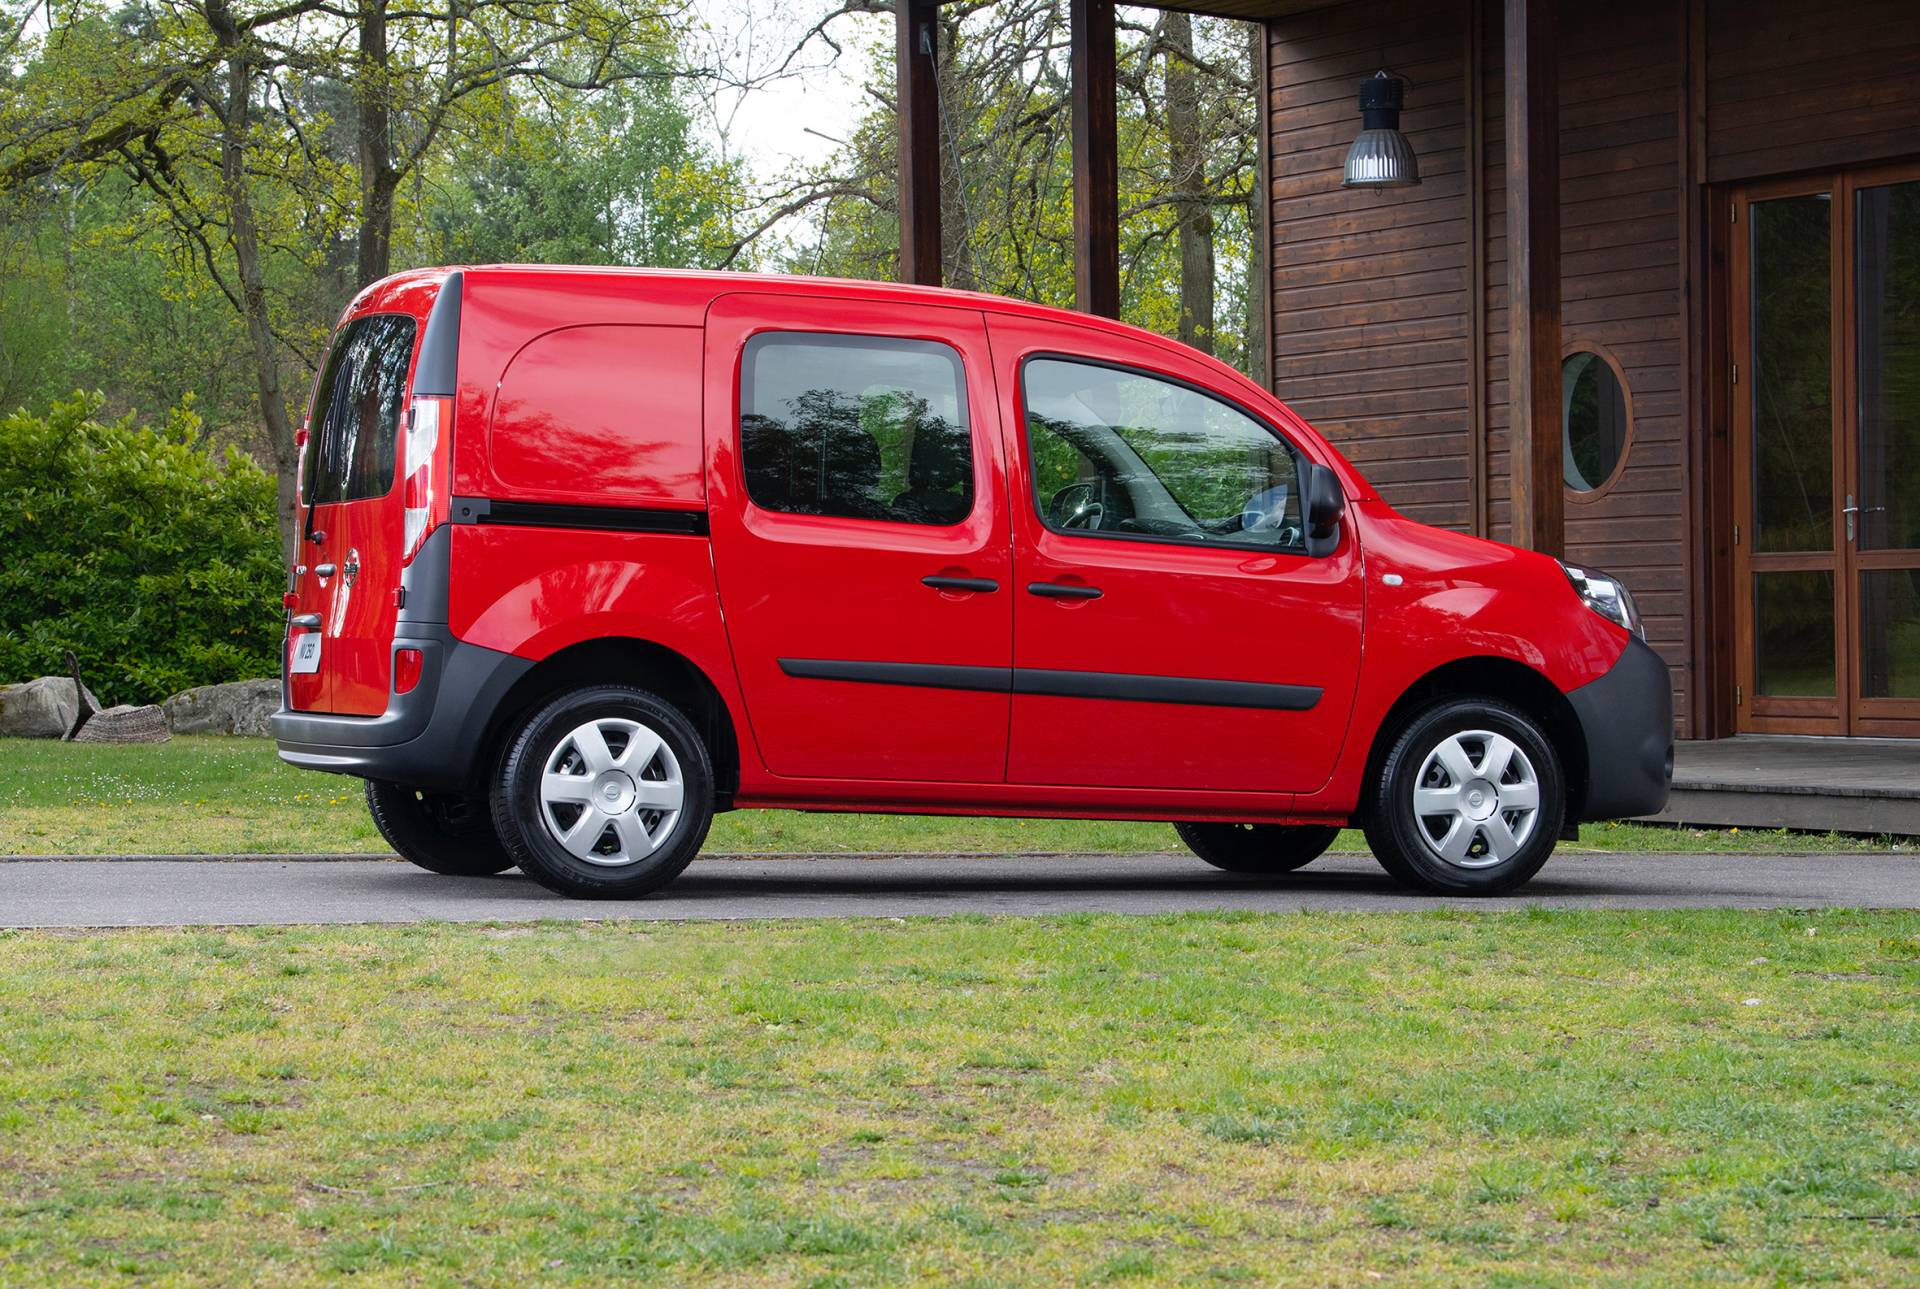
[273,266,1672,897]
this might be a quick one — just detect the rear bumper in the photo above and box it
[1567,633,1674,821]
[271,624,531,791]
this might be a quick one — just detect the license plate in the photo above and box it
[289,633,322,674]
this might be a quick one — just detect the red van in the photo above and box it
[274,267,1671,898]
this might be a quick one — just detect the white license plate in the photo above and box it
[289,633,323,674]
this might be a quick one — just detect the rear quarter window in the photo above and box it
[304,313,418,504]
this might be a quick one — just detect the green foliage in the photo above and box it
[0,395,282,704]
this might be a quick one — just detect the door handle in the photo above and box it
[922,575,999,593]
[290,613,321,628]
[1027,581,1103,600]
[315,562,337,577]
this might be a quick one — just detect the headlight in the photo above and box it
[1561,563,1644,639]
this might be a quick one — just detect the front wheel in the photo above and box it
[1175,822,1339,874]
[365,780,517,876]
[1361,698,1565,896]
[492,685,714,899]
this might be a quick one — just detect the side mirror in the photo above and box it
[1302,462,1346,558]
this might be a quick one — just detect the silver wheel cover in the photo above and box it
[538,717,685,867]
[1410,729,1542,869]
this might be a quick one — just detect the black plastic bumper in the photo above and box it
[1567,634,1674,821]
[270,623,532,791]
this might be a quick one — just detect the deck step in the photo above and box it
[1639,736,1920,837]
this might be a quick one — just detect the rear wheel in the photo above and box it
[492,684,714,899]
[1361,698,1564,895]
[364,780,516,876]
[1175,822,1340,874]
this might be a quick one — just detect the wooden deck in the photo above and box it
[1643,737,1920,837]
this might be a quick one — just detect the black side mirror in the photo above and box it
[1302,462,1346,558]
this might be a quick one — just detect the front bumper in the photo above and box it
[270,623,532,791]
[1566,633,1673,821]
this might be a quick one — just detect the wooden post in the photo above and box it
[1504,0,1562,556]
[896,0,942,287]
[1070,0,1120,318]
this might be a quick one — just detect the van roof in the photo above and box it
[349,264,1188,367]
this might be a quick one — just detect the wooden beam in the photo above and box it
[1070,0,1120,318]
[896,0,941,287]
[1503,0,1563,556]
[1465,0,1487,537]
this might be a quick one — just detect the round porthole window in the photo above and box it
[1562,349,1629,493]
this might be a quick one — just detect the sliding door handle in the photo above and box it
[922,575,999,594]
[1027,581,1103,600]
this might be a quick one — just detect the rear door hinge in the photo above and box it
[1731,363,1739,386]
[1735,684,1743,707]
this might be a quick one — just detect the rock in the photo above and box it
[0,675,102,739]
[162,678,282,737]
[71,704,171,744]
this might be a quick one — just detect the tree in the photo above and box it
[2,0,699,557]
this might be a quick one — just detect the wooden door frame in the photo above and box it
[1846,158,1920,736]
[1729,172,1848,734]
[1728,159,1920,736]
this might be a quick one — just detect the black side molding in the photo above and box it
[778,659,1011,693]
[453,497,709,536]
[1015,669,1319,711]
[777,659,1321,711]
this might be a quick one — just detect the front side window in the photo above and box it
[303,313,417,504]
[1022,357,1306,553]
[740,333,973,526]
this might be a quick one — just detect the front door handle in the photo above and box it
[1027,581,1103,600]
[290,613,321,628]
[922,575,999,593]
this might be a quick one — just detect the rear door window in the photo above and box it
[303,313,418,504]
[739,333,973,526]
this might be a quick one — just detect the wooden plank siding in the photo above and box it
[1704,0,1920,184]
[1264,0,1693,727]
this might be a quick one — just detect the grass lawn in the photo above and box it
[1,736,1909,858]
[0,912,1916,1284]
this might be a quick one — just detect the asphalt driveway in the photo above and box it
[1,850,1916,927]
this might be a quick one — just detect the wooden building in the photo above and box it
[894,0,1920,751]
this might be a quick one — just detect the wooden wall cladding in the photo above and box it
[1265,0,1692,727]
[1265,0,1476,534]
[1705,0,1920,185]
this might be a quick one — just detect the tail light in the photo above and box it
[394,647,424,695]
[402,395,450,565]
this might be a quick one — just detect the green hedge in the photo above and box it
[0,395,282,705]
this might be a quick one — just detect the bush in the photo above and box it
[0,394,282,705]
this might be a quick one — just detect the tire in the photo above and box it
[491,684,714,899]
[1175,821,1339,874]
[365,779,517,876]
[1361,697,1565,896]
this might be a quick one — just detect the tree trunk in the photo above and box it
[209,15,299,561]
[936,11,975,292]
[355,0,396,288]
[1243,21,1267,388]
[1164,11,1213,356]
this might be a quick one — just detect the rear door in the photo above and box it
[990,314,1365,794]
[704,293,1013,782]
[291,312,418,715]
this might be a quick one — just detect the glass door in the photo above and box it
[1851,169,1920,733]
[1733,163,1920,736]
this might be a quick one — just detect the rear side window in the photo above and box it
[739,333,972,526]
[303,313,418,504]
